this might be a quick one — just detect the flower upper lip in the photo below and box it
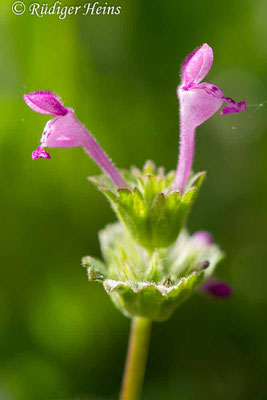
[181,43,214,87]
[24,91,68,116]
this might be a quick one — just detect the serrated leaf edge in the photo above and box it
[103,271,202,296]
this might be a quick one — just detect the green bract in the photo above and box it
[82,223,223,321]
[89,161,206,252]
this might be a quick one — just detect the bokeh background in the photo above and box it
[1,0,267,399]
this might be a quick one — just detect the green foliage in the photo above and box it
[105,272,203,321]
[90,161,206,252]
[82,222,223,321]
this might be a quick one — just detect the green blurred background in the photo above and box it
[1,0,267,399]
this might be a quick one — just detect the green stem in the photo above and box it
[120,317,152,400]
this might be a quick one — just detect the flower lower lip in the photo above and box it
[32,146,51,160]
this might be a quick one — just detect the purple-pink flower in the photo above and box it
[174,43,247,193]
[201,278,232,298]
[24,91,125,188]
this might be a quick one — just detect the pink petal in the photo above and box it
[194,84,247,115]
[193,230,213,245]
[41,111,87,148]
[179,83,224,127]
[32,146,51,160]
[24,91,68,116]
[221,99,247,115]
[181,43,213,86]
[179,82,247,127]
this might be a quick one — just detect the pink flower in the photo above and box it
[191,228,232,298]
[193,230,213,245]
[24,91,125,188]
[174,44,247,193]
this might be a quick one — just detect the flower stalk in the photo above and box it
[120,317,152,400]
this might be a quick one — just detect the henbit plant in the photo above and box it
[24,43,245,400]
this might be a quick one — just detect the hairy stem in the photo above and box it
[120,317,152,400]
[83,132,126,188]
[174,121,195,193]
